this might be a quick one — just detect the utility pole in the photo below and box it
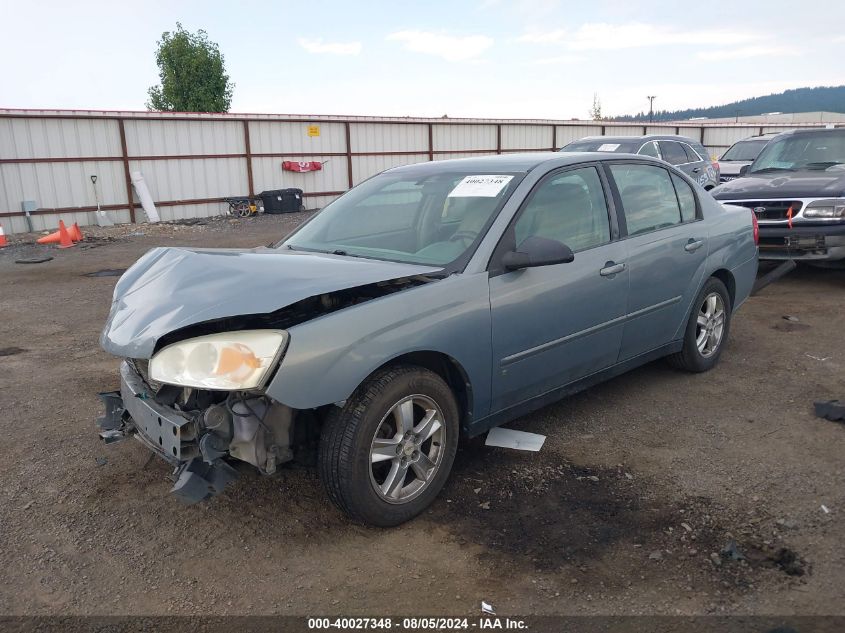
[647,96,657,123]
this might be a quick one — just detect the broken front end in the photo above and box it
[98,331,306,504]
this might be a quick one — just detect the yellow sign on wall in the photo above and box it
[307,125,320,137]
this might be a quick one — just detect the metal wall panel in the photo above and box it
[433,151,498,161]
[127,158,247,200]
[0,117,120,159]
[703,126,759,150]
[249,121,346,154]
[351,123,428,153]
[501,125,552,150]
[604,125,644,136]
[304,194,342,210]
[0,160,126,209]
[677,126,703,139]
[554,125,603,146]
[123,119,244,157]
[432,124,497,151]
[251,155,347,194]
[351,153,429,185]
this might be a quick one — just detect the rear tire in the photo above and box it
[319,365,459,527]
[667,277,732,372]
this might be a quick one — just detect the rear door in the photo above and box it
[488,164,628,411]
[605,162,708,361]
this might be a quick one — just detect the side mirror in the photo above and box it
[739,165,750,177]
[502,236,575,271]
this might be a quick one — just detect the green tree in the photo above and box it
[147,23,234,112]
[590,93,603,121]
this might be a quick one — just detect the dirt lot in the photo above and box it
[0,213,843,617]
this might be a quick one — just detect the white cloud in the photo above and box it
[386,30,493,62]
[516,29,567,44]
[530,54,585,65]
[697,45,799,61]
[297,37,362,56]
[517,22,760,51]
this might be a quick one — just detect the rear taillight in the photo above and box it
[751,210,759,245]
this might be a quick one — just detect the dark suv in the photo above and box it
[561,135,720,190]
[711,128,845,265]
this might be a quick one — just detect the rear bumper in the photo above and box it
[758,224,845,261]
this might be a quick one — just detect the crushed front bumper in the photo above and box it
[97,361,238,502]
[758,224,845,261]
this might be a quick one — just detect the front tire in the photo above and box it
[319,365,459,527]
[667,277,732,372]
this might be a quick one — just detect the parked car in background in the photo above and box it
[560,135,720,189]
[718,133,780,182]
[712,128,845,265]
[98,152,758,526]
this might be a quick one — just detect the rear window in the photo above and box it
[721,139,768,161]
[562,140,638,153]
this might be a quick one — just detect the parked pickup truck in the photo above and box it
[712,128,845,265]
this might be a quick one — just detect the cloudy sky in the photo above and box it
[1,0,842,119]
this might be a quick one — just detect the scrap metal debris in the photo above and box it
[0,347,26,357]
[814,400,845,422]
[485,427,546,451]
[15,256,53,264]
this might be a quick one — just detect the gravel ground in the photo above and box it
[0,213,843,617]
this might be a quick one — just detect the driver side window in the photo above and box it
[514,167,611,253]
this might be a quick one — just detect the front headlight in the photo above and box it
[803,199,845,219]
[149,330,288,390]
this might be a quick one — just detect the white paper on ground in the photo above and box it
[481,601,496,615]
[448,175,513,198]
[485,427,546,451]
[597,143,621,151]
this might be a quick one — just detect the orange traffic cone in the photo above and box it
[36,229,61,244]
[57,220,75,249]
[70,222,83,242]
[0,224,7,248]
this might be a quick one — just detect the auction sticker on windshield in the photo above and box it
[448,175,513,197]
[597,143,621,151]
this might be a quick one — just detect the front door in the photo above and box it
[489,165,629,412]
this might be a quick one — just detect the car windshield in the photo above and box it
[281,170,523,266]
[562,140,638,153]
[721,139,768,161]
[750,131,845,173]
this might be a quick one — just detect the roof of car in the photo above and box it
[384,151,649,174]
[773,127,845,136]
[570,134,703,144]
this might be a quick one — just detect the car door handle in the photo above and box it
[685,239,704,252]
[600,262,626,277]
[692,167,701,173]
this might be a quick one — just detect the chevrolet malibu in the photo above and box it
[98,153,758,526]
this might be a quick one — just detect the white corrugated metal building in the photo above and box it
[0,108,834,234]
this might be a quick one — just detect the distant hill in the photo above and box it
[614,86,845,122]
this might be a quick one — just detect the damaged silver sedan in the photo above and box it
[98,152,758,526]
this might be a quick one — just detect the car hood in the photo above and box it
[712,169,845,199]
[100,246,442,358]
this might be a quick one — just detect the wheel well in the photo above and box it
[710,269,736,307]
[380,352,472,428]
